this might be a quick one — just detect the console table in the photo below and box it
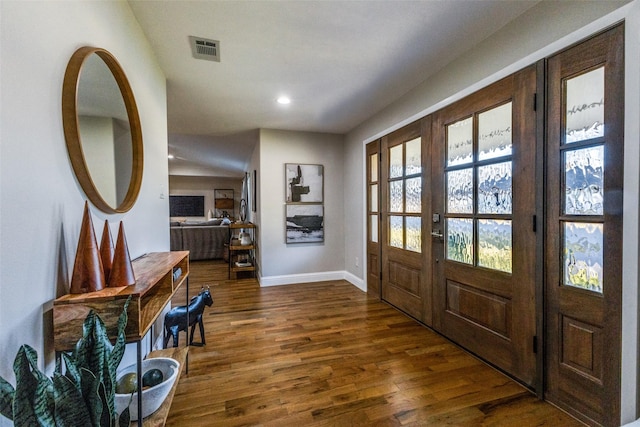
[53,251,190,425]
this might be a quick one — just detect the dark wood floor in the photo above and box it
[165,260,581,426]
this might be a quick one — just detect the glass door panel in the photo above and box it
[478,161,512,214]
[446,218,473,264]
[446,168,473,213]
[565,67,604,143]
[478,102,513,160]
[447,117,473,166]
[563,222,603,292]
[387,137,422,253]
[478,219,512,273]
[564,145,604,216]
[444,102,513,272]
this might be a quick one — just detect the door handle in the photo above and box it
[431,230,443,239]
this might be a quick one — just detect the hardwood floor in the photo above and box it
[165,260,581,426]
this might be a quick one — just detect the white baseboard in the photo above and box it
[259,270,366,291]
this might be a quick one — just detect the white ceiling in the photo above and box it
[127,0,540,177]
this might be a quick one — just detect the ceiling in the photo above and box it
[127,0,540,178]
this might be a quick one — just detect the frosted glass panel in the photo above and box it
[478,161,512,214]
[447,168,473,214]
[405,137,422,175]
[565,146,604,215]
[478,102,512,161]
[370,153,378,181]
[447,117,473,166]
[563,222,603,293]
[446,218,473,265]
[370,215,378,243]
[478,219,512,273]
[389,181,403,212]
[389,216,403,248]
[406,216,421,253]
[406,178,421,213]
[370,184,378,212]
[565,67,605,143]
[390,145,403,178]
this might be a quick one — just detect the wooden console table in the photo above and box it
[53,251,190,425]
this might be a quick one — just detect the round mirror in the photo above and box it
[62,46,143,213]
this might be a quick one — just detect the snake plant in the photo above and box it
[0,297,131,426]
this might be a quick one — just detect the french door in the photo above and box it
[431,66,538,386]
[366,22,624,426]
[544,24,624,427]
[380,119,433,325]
[366,140,381,298]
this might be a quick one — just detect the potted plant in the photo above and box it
[0,298,131,426]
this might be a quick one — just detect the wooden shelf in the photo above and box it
[228,223,256,279]
[131,346,188,427]
[53,251,190,351]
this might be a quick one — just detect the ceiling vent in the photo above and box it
[189,36,220,62]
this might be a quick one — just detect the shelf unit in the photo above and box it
[53,251,190,425]
[228,222,256,279]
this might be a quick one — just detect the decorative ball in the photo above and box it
[142,368,164,388]
[116,372,138,394]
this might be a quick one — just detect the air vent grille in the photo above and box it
[189,36,220,62]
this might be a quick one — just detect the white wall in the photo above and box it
[258,129,346,283]
[343,0,638,423]
[0,1,169,415]
[169,175,243,220]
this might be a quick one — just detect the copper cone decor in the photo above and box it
[108,221,136,287]
[70,202,106,293]
[100,220,114,284]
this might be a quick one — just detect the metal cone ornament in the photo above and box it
[108,221,136,287]
[70,202,106,293]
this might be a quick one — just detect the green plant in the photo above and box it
[0,297,132,427]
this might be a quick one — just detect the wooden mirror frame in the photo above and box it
[62,46,143,213]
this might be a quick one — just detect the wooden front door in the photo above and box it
[366,140,381,297]
[431,66,538,386]
[380,119,432,325]
[544,25,624,426]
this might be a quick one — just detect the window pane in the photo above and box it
[565,146,604,215]
[565,67,605,143]
[370,184,378,212]
[406,217,421,252]
[370,153,378,182]
[389,216,403,248]
[389,181,403,212]
[447,168,473,214]
[406,177,421,213]
[447,117,473,166]
[446,218,473,264]
[478,161,512,214]
[389,144,403,178]
[478,102,512,160]
[370,214,378,243]
[563,222,603,293]
[478,219,512,273]
[405,137,421,175]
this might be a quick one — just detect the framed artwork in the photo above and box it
[214,189,234,217]
[285,163,323,203]
[286,204,324,243]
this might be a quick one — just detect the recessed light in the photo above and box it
[277,96,291,105]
